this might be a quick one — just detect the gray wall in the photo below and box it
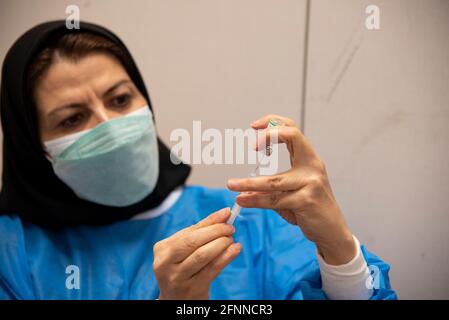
[1,0,448,299]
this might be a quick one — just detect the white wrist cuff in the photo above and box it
[317,235,373,300]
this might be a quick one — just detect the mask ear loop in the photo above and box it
[44,153,54,163]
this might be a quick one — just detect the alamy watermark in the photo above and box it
[65,265,80,290]
[169,121,280,175]
[366,265,381,290]
[365,5,380,30]
[65,5,80,29]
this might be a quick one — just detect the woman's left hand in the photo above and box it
[227,114,357,265]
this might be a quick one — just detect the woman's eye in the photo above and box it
[60,113,84,129]
[111,94,131,108]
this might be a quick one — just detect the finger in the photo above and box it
[272,126,319,165]
[169,223,235,262]
[178,208,231,235]
[227,170,304,192]
[235,190,303,210]
[251,114,296,129]
[195,207,231,229]
[194,242,242,281]
[179,236,234,277]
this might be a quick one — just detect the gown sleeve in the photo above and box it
[258,209,397,300]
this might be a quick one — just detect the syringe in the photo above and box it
[227,119,281,225]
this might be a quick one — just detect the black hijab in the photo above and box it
[0,20,191,228]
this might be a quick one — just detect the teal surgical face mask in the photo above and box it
[44,106,159,207]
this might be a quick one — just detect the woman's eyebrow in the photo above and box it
[46,79,132,119]
[102,79,132,97]
[47,103,83,119]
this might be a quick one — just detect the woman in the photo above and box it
[0,21,396,300]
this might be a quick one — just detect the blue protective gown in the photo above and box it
[0,185,396,300]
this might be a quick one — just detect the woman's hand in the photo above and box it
[153,208,241,300]
[227,114,356,265]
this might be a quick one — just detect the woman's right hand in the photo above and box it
[153,208,242,300]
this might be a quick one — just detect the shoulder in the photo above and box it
[0,214,35,299]
[0,214,30,265]
[0,214,26,245]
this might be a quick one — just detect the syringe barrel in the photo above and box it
[228,119,281,225]
[227,203,241,225]
[265,118,280,156]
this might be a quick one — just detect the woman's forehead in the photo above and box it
[34,53,131,110]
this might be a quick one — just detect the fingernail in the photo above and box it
[227,179,239,189]
[237,196,248,205]
[215,208,227,219]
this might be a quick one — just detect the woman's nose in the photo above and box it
[91,107,110,123]
[90,105,123,125]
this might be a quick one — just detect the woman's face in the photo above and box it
[34,52,147,142]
